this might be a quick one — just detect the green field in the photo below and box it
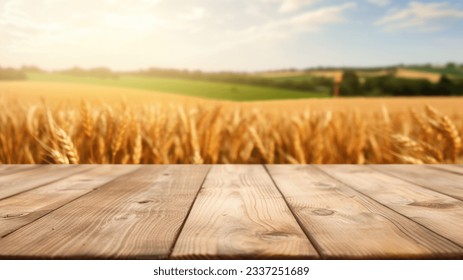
[265,74,316,82]
[27,73,328,101]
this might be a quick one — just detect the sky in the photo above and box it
[1,0,463,71]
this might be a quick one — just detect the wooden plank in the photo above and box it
[0,165,139,238]
[0,165,39,176]
[267,165,462,259]
[374,165,463,201]
[321,165,463,249]
[0,165,88,200]
[172,165,319,259]
[0,165,210,259]
[427,165,463,176]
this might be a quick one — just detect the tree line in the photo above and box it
[3,65,463,96]
[134,68,333,92]
[0,67,27,80]
[340,71,463,96]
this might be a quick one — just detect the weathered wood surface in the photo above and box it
[0,165,88,200]
[0,164,462,259]
[0,165,138,238]
[374,165,463,201]
[0,165,209,259]
[429,165,463,175]
[321,165,463,248]
[0,165,38,176]
[267,165,462,259]
[172,165,318,259]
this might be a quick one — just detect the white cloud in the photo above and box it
[376,1,463,32]
[103,13,160,31]
[290,2,356,25]
[0,0,64,40]
[223,2,356,47]
[105,0,162,5]
[178,7,207,21]
[279,0,320,13]
[0,0,358,70]
[366,0,390,7]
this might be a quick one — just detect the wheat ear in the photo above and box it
[54,126,79,164]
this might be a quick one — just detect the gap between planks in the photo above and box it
[427,165,463,176]
[0,165,90,200]
[1,165,462,260]
[319,165,463,250]
[170,165,319,259]
[0,165,140,238]
[371,165,463,202]
[0,165,210,259]
[267,165,463,259]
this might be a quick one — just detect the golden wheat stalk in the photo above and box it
[0,97,462,164]
[54,126,79,164]
[440,115,462,162]
[132,124,142,164]
[248,126,268,162]
[80,101,93,138]
[49,149,69,164]
[111,114,129,162]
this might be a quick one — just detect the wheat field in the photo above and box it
[395,68,442,83]
[0,93,461,164]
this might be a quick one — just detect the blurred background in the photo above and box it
[0,0,462,164]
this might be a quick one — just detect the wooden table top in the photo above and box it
[0,165,462,259]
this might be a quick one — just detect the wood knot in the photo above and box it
[312,209,335,216]
[138,200,153,204]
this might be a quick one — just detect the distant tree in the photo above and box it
[88,67,118,79]
[59,67,118,79]
[415,79,435,96]
[436,75,454,95]
[362,75,444,96]
[453,79,463,96]
[62,67,85,76]
[21,65,44,73]
[446,62,456,69]
[0,67,27,80]
[340,70,361,96]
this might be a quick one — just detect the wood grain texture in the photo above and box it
[0,165,138,238]
[267,165,462,259]
[171,165,318,259]
[0,165,462,260]
[0,165,88,200]
[428,165,463,176]
[0,165,39,176]
[0,165,210,259]
[374,165,463,201]
[321,165,463,248]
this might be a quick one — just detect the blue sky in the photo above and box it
[1,0,462,71]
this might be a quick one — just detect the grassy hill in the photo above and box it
[27,73,328,101]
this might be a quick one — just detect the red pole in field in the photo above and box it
[333,81,340,97]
